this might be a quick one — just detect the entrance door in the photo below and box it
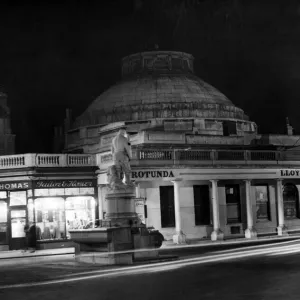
[8,191,27,250]
[225,184,241,224]
[0,200,8,246]
[160,186,175,228]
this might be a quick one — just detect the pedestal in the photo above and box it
[173,231,187,244]
[105,186,140,227]
[277,225,289,236]
[245,228,257,239]
[211,229,224,241]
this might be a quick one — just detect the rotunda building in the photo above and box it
[63,51,300,243]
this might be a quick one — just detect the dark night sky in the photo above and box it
[1,0,300,153]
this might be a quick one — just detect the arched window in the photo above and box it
[283,183,299,219]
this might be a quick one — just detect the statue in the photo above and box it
[108,128,133,189]
[107,165,126,190]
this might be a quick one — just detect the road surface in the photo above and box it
[1,239,300,300]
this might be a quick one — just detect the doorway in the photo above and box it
[0,200,8,246]
[8,191,27,250]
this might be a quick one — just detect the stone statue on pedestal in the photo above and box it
[107,129,134,190]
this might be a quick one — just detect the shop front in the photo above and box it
[0,178,98,251]
[0,181,32,250]
[32,179,98,250]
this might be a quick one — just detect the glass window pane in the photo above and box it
[49,188,65,196]
[79,188,95,195]
[35,198,66,240]
[27,190,32,197]
[0,191,7,199]
[11,210,26,218]
[11,217,26,238]
[11,209,26,238]
[10,191,27,206]
[34,189,50,197]
[65,188,79,195]
[65,196,96,237]
[255,185,270,221]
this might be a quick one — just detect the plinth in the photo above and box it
[105,186,140,227]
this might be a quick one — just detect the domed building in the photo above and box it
[60,50,300,242]
[66,51,257,154]
[2,51,300,253]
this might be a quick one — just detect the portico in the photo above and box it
[96,164,300,242]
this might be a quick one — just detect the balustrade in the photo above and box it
[139,149,173,160]
[250,151,277,161]
[0,149,299,170]
[216,150,245,161]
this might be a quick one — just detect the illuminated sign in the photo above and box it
[34,179,96,189]
[0,181,31,191]
[131,170,175,179]
[279,169,300,177]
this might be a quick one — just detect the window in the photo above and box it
[35,198,66,240]
[223,121,237,136]
[160,186,175,228]
[34,196,96,240]
[193,185,211,225]
[283,183,299,219]
[225,184,241,223]
[9,191,27,206]
[10,210,26,238]
[65,196,96,237]
[255,185,270,221]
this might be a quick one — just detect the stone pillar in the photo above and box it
[276,179,288,235]
[210,180,224,241]
[244,180,257,239]
[171,179,186,244]
[135,182,141,198]
[98,185,104,220]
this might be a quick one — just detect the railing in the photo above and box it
[1,149,300,170]
[0,154,95,169]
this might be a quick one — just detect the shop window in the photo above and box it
[160,186,175,228]
[226,184,241,224]
[255,185,270,221]
[193,185,211,225]
[65,196,96,237]
[283,183,299,219]
[35,197,66,240]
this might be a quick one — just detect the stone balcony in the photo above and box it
[97,149,300,170]
[0,153,95,169]
[0,149,300,171]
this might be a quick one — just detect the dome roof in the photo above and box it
[74,51,248,128]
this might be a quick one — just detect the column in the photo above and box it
[210,180,224,241]
[244,180,257,239]
[171,179,186,244]
[276,179,288,236]
[135,182,141,198]
[98,185,104,221]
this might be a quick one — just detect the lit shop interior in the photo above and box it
[0,186,97,247]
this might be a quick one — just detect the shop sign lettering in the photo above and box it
[131,170,175,179]
[280,169,300,177]
[34,180,95,189]
[0,181,30,190]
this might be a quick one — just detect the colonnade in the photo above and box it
[97,179,289,244]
